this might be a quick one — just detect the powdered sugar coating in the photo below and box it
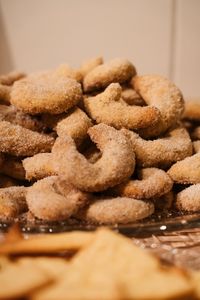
[83,58,136,92]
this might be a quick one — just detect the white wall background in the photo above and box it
[0,0,199,98]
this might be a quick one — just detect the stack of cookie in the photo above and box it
[0,57,199,224]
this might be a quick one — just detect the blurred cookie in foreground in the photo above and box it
[0,227,196,300]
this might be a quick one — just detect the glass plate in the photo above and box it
[1,210,200,237]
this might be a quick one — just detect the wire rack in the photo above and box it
[133,228,200,270]
[1,214,200,270]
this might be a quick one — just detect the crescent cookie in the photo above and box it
[76,197,154,224]
[122,126,192,168]
[84,83,160,130]
[23,153,56,180]
[83,58,136,92]
[52,123,135,192]
[55,64,83,82]
[80,56,103,77]
[11,71,82,114]
[132,75,184,137]
[176,184,200,212]
[167,153,200,184]
[0,104,44,131]
[26,176,90,221]
[0,121,54,156]
[112,168,173,199]
[55,107,93,145]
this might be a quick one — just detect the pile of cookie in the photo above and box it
[0,57,200,224]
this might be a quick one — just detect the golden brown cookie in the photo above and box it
[112,168,173,199]
[76,197,154,224]
[53,123,135,192]
[26,176,90,221]
[122,126,192,168]
[56,107,93,145]
[132,75,184,137]
[0,104,44,131]
[83,58,136,92]
[167,153,200,184]
[23,153,56,180]
[0,121,54,156]
[55,64,83,82]
[176,184,200,211]
[11,72,82,114]
[80,56,103,77]
[84,83,160,130]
